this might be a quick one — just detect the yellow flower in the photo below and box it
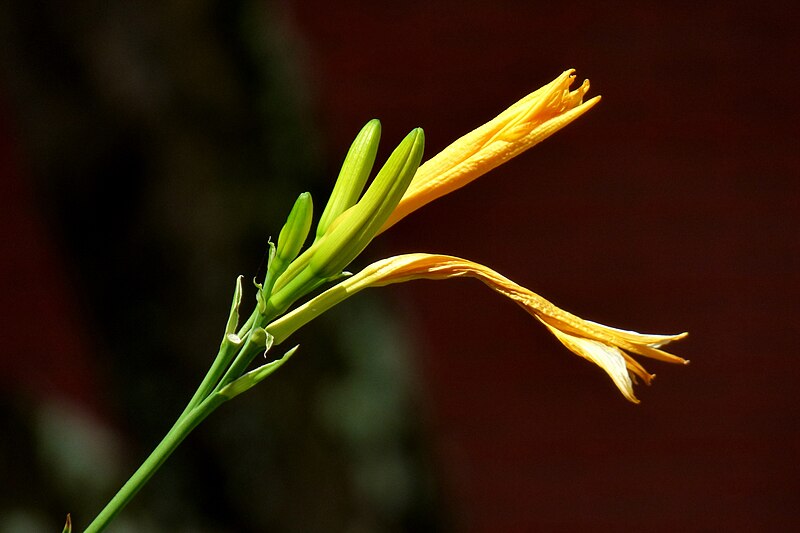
[381,69,601,232]
[267,254,687,403]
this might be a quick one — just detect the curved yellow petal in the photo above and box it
[539,320,639,403]
[381,70,600,232]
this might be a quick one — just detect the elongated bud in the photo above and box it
[269,192,313,280]
[310,127,424,277]
[316,119,381,240]
[277,193,313,264]
[268,128,425,313]
[266,122,380,298]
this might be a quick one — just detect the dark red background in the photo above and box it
[2,1,798,531]
[290,1,799,531]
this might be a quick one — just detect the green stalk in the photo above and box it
[216,320,272,389]
[83,308,276,531]
[180,336,241,417]
[181,307,260,417]
[83,393,227,533]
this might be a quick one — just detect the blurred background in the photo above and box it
[1,1,798,531]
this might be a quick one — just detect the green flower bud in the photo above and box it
[310,127,424,277]
[267,122,379,297]
[268,192,313,283]
[276,193,313,265]
[316,119,381,240]
[267,127,424,314]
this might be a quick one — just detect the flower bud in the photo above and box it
[267,128,424,314]
[260,192,313,307]
[316,119,381,240]
[309,127,424,277]
[274,192,313,272]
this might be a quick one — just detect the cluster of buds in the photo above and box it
[264,124,424,314]
[249,69,686,403]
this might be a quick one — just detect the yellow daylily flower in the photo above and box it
[267,253,687,403]
[381,69,601,232]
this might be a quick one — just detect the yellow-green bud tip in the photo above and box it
[309,127,424,278]
[276,192,313,266]
[316,119,382,239]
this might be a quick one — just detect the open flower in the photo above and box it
[381,69,601,232]
[267,254,687,403]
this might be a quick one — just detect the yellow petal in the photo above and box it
[537,316,689,365]
[584,320,688,349]
[539,320,639,403]
[381,70,600,231]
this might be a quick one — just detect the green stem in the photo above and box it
[82,268,319,531]
[180,344,235,417]
[182,308,260,417]
[236,311,257,339]
[83,393,227,533]
[216,326,265,390]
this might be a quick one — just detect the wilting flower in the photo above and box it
[267,254,687,403]
[381,69,600,232]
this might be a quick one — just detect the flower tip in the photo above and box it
[409,126,425,147]
[623,385,641,404]
[582,94,602,110]
[560,71,599,109]
[364,118,382,135]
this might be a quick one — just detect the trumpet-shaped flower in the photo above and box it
[381,69,601,232]
[267,254,687,403]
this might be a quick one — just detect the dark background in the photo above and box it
[1,1,798,531]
